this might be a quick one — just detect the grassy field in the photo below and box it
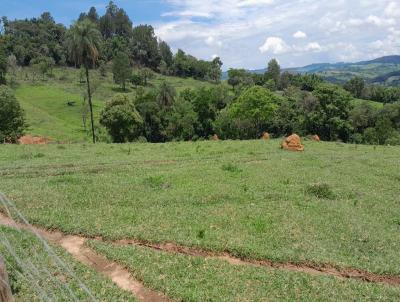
[0,226,136,301]
[1,139,400,300]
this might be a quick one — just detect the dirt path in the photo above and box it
[0,213,169,302]
[113,239,400,286]
[1,213,400,291]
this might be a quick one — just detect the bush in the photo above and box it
[0,86,26,143]
[385,131,400,146]
[99,94,143,143]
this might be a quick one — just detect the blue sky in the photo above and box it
[1,0,400,70]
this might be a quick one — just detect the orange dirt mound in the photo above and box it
[18,135,50,145]
[311,135,320,142]
[281,134,304,152]
[211,134,219,141]
[261,132,270,140]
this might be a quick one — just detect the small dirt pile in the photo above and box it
[261,132,270,140]
[211,134,219,141]
[18,135,50,145]
[311,135,320,142]
[281,134,304,151]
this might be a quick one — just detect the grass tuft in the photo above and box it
[221,163,242,173]
[306,183,336,199]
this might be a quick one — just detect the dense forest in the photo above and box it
[0,1,399,145]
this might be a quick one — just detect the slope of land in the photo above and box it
[11,67,214,142]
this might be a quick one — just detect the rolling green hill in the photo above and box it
[289,56,400,85]
[12,67,214,142]
[225,56,400,86]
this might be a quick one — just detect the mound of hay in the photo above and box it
[311,135,320,142]
[261,132,270,140]
[18,135,50,145]
[281,134,304,152]
[211,134,219,141]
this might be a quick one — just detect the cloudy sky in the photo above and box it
[2,0,400,70]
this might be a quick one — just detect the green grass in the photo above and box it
[1,140,400,278]
[88,240,400,301]
[11,67,215,142]
[0,226,136,301]
[352,97,384,109]
[15,84,102,142]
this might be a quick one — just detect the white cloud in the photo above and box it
[156,0,400,69]
[305,42,322,52]
[259,37,290,54]
[385,2,400,18]
[205,36,222,47]
[293,31,307,39]
[237,0,274,7]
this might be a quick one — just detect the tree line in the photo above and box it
[97,59,400,145]
[0,1,222,82]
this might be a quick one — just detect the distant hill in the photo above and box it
[222,56,400,86]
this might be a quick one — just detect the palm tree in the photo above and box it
[157,80,176,109]
[66,19,102,143]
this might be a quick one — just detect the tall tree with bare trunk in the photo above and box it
[66,19,102,143]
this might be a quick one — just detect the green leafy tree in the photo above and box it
[228,86,280,137]
[344,76,365,98]
[191,85,231,137]
[100,94,143,143]
[208,57,223,83]
[135,88,166,142]
[138,67,154,86]
[130,72,143,87]
[0,86,26,143]
[159,40,173,68]
[227,68,254,92]
[349,102,378,133]
[265,59,280,88]
[166,97,198,141]
[112,51,131,91]
[7,54,18,76]
[66,19,102,143]
[304,83,353,141]
[0,47,7,84]
[99,1,132,38]
[130,25,160,69]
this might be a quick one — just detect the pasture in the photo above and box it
[1,139,400,300]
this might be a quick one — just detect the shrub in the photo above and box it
[0,86,26,143]
[385,131,400,146]
[99,94,143,143]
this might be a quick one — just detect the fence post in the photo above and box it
[0,256,14,302]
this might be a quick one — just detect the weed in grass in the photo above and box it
[56,145,66,150]
[221,163,242,173]
[306,183,336,199]
[197,229,206,239]
[144,176,170,189]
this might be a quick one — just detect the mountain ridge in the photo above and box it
[222,55,400,86]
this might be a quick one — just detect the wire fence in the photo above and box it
[0,192,97,301]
